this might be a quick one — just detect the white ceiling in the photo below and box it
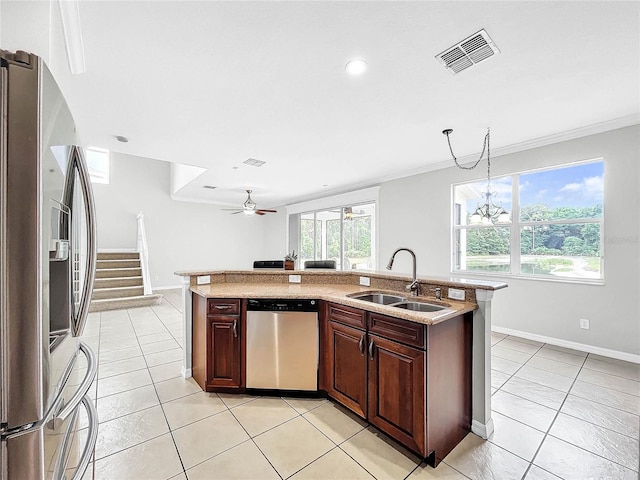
[57,1,639,209]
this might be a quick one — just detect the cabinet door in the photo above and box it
[326,321,367,418]
[207,316,241,389]
[367,334,426,457]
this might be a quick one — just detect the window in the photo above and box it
[297,203,376,270]
[453,159,604,282]
[85,147,109,184]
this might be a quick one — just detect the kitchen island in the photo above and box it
[175,269,506,464]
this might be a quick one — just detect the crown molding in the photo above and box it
[375,114,640,185]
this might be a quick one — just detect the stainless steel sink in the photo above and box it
[392,302,446,312]
[349,293,406,305]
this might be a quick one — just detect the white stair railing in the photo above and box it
[136,211,152,295]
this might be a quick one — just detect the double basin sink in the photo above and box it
[348,292,447,312]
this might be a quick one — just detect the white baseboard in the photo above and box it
[153,285,182,291]
[492,326,640,364]
[181,367,192,379]
[471,418,494,439]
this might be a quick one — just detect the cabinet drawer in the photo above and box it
[327,303,366,329]
[207,299,240,316]
[368,312,425,349]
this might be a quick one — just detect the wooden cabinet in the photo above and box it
[192,295,243,392]
[326,320,367,418]
[207,315,241,389]
[321,302,472,466]
[367,333,426,456]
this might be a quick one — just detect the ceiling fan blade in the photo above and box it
[230,211,243,215]
[256,209,277,213]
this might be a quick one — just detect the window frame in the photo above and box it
[451,158,605,285]
[297,202,376,271]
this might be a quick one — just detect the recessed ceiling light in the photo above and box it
[345,58,367,75]
[115,135,129,143]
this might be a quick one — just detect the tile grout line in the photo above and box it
[224,401,287,480]
[129,304,189,478]
[523,351,640,477]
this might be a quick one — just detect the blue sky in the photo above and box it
[463,161,604,212]
[519,161,604,209]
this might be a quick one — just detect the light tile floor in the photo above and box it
[77,289,640,480]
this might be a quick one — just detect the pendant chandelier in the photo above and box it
[442,127,511,225]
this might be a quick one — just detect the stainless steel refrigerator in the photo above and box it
[0,50,98,479]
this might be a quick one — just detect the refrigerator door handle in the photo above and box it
[71,396,99,480]
[65,145,97,337]
[53,395,98,480]
[48,342,97,430]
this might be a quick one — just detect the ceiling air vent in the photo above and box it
[243,158,266,167]
[436,29,500,74]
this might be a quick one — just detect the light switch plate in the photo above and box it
[359,276,371,286]
[196,275,211,285]
[289,274,301,283]
[448,288,465,301]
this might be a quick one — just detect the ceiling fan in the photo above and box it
[224,189,277,216]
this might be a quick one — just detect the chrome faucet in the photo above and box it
[386,247,420,296]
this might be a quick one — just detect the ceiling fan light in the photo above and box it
[243,209,256,216]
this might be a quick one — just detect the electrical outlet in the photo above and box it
[359,276,371,286]
[196,275,210,285]
[448,288,465,301]
[580,318,590,330]
[288,274,301,283]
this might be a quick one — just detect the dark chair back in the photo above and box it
[304,260,336,269]
[253,260,284,269]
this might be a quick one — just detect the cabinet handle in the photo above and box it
[358,335,365,355]
[368,339,374,360]
[233,319,238,338]
[215,305,232,310]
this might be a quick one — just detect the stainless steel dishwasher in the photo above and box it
[246,299,319,391]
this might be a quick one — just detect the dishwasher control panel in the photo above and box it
[246,298,318,312]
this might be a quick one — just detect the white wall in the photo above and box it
[93,152,287,288]
[378,125,639,356]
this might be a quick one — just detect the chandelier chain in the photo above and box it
[445,129,490,172]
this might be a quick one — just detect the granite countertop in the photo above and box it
[190,282,477,326]
[176,268,508,291]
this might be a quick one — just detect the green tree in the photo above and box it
[561,236,589,256]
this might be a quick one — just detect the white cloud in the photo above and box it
[559,176,603,200]
[560,182,581,192]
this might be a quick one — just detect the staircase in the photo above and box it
[90,252,163,312]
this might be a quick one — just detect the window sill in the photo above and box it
[451,270,604,286]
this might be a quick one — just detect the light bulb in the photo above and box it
[345,59,367,75]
